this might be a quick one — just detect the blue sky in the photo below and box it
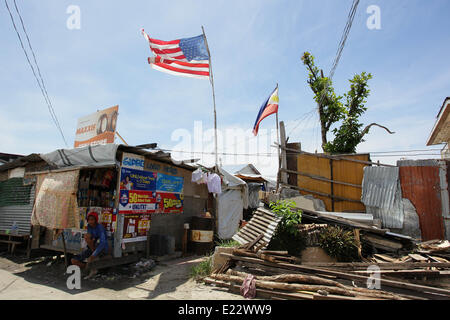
[1,0,449,177]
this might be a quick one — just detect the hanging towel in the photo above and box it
[191,168,203,183]
[207,173,222,194]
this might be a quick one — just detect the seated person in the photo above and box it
[71,211,109,271]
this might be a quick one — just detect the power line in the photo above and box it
[329,0,360,81]
[5,0,68,147]
[368,149,442,154]
[300,0,360,148]
[12,0,66,146]
[371,154,441,157]
[160,148,278,157]
[286,107,316,138]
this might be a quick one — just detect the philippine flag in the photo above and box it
[252,86,279,136]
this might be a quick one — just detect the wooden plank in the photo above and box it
[221,253,450,297]
[361,234,403,250]
[219,271,404,300]
[301,261,450,270]
[408,254,429,262]
[373,254,398,263]
[352,269,442,277]
[203,277,314,300]
[282,183,362,203]
[244,233,264,250]
[260,250,289,256]
[282,168,362,188]
[354,229,362,260]
[301,211,388,235]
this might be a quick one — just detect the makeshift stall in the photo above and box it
[28,144,209,265]
[190,166,249,240]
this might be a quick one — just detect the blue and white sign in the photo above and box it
[156,173,184,193]
[122,152,145,170]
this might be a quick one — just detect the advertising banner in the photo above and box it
[122,213,151,243]
[157,192,184,214]
[74,105,119,148]
[120,167,157,191]
[118,153,185,242]
[118,166,157,214]
[119,189,157,214]
[156,173,184,193]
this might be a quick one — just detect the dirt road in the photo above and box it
[0,251,244,300]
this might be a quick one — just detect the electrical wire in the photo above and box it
[12,0,66,146]
[161,149,278,157]
[5,0,68,147]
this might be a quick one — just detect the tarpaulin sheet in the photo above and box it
[31,170,80,229]
[247,182,262,209]
[217,189,243,239]
[40,144,119,169]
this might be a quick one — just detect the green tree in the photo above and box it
[301,52,394,153]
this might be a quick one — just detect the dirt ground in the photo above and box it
[0,248,244,300]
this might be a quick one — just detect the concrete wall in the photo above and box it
[149,195,208,250]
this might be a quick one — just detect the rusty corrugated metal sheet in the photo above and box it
[232,207,281,249]
[361,166,404,228]
[398,160,445,241]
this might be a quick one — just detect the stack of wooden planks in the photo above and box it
[203,248,450,300]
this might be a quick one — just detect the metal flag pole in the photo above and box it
[201,26,219,171]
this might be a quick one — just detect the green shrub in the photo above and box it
[268,200,305,256]
[190,256,212,280]
[318,226,359,262]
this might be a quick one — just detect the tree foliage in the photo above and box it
[301,52,394,153]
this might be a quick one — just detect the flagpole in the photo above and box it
[201,26,219,171]
[275,83,281,191]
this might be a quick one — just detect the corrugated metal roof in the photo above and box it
[0,184,35,235]
[232,207,281,249]
[0,153,44,172]
[361,166,404,228]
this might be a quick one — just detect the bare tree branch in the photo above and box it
[361,122,395,138]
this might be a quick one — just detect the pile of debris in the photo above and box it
[204,204,450,300]
[87,258,156,282]
[203,244,450,300]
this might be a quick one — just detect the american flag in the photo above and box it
[142,29,210,80]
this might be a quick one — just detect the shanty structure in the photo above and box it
[234,164,273,210]
[427,97,450,159]
[215,166,248,239]
[0,152,24,165]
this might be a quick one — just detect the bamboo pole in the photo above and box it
[201,26,218,169]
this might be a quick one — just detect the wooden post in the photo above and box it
[146,230,151,259]
[61,231,68,269]
[279,121,288,185]
[353,229,362,260]
[330,158,335,212]
[276,113,281,191]
[115,131,129,146]
[182,224,189,256]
